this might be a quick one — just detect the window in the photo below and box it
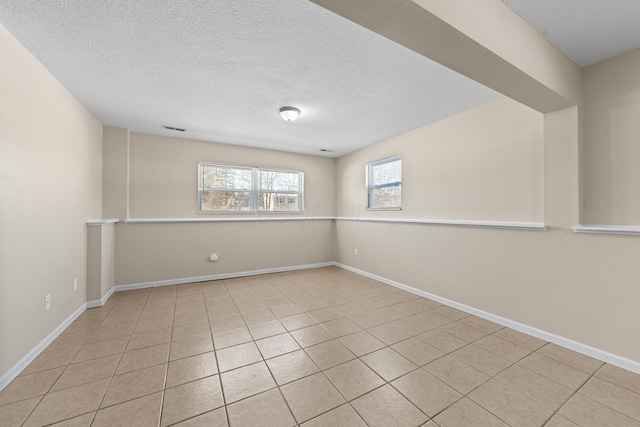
[366,156,402,209]
[198,163,303,212]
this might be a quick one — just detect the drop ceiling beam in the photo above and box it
[310,0,582,113]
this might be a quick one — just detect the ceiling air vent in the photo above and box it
[163,125,186,132]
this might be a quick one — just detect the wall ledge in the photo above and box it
[86,219,119,226]
[124,216,334,224]
[123,216,546,231]
[573,224,640,235]
[334,263,640,375]
[335,217,547,231]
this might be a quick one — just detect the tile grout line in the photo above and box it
[15,278,480,424]
[6,267,640,426]
[25,304,112,425]
[296,318,432,425]
[385,324,537,424]
[216,278,241,426]
[33,296,129,426]
[84,305,123,425]
[436,332,552,426]
[156,288,176,427]
[231,275,301,426]
[540,360,637,426]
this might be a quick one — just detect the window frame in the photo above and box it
[366,155,402,210]
[257,167,304,212]
[198,162,304,213]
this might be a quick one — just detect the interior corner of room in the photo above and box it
[2,0,640,393]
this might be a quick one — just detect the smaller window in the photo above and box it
[366,156,402,209]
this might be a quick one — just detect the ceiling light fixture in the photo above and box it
[279,106,300,122]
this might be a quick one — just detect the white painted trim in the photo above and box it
[6,259,636,394]
[573,224,640,236]
[335,217,547,231]
[86,286,116,308]
[0,261,331,390]
[122,216,546,231]
[0,303,87,391]
[124,216,334,224]
[334,263,640,375]
[86,219,119,226]
[114,262,335,291]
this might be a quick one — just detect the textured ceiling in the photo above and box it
[0,0,500,158]
[505,0,640,67]
[5,2,637,157]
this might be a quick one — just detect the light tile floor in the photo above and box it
[1,267,640,426]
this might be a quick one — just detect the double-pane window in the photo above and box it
[199,163,303,212]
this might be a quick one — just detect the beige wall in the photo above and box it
[335,221,640,362]
[128,132,336,218]
[115,221,335,285]
[0,25,103,377]
[413,0,582,109]
[583,47,640,225]
[101,225,115,298]
[337,98,544,222]
[105,132,337,285]
[102,127,129,219]
[86,224,116,302]
[335,100,640,363]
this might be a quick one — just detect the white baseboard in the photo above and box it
[115,262,335,291]
[4,260,638,394]
[86,286,116,308]
[0,303,87,391]
[0,262,334,392]
[335,263,640,375]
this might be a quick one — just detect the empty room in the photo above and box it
[2,1,640,426]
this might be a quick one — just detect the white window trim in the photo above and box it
[366,155,402,210]
[257,167,304,212]
[198,162,304,214]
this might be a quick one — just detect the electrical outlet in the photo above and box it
[45,294,51,311]
[73,278,78,291]
[354,248,358,256]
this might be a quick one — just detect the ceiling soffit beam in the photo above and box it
[310,0,582,113]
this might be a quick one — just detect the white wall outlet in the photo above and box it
[45,294,51,311]
[354,248,358,256]
[73,278,78,291]
[209,253,219,262]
